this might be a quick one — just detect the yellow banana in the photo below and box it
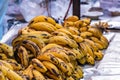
[100,35,109,48]
[77,57,86,65]
[37,53,59,65]
[65,15,79,22]
[66,76,74,80]
[94,42,104,50]
[88,27,102,38]
[0,71,6,80]
[51,31,69,38]
[22,64,33,80]
[32,58,47,73]
[29,22,57,33]
[5,59,22,71]
[81,22,88,27]
[0,53,7,60]
[0,43,13,58]
[55,23,63,29]
[28,15,56,26]
[21,40,41,57]
[67,27,80,35]
[80,31,93,38]
[32,69,45,80]
[0,60,13,70]
[45,71,63,80]
[72,48,83,59]
[12,34,45,49]
[79,42,88,56]
[74,20,83,28]
[79,26,88,32]
[42,61,60,76]
[84,39,98,51]
[86,54,95,65]
[75,66,84,79]
[82,18,91,25]
[64,21,74,27]
[41,43,63,53]
[94,50,103,61]
[0,63,23,80]
[72,70,81,80]
[72,35,84,43]
[17,46,29,68]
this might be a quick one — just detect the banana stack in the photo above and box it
[0,15,109,80]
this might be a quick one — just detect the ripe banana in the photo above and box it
[0,43,13,58]
[28,15,56,26]
[94,50,103,61]
[72,35,84,43]
[32,69,45,80]
[66,76,74,80]
[86,54,95,65]
[22,64,33,80]
[100,35,109,48]
[64,21,74,27]
[21,40,41,57]
[37,53,59,65]
[42,61,60,76]
[75,66,84,78]
[32,58,47,73]
[80,31,93,38]
[0,63,23,80]
[74,20,83,28]
[0,60,13,70]
[72,48,83,59]
[0,53,7,60]
[6,59,22,71]
[41,43,63,53]
[82,18,91,25]
[67,27,80,35]
[55,23,63,29]
[79,26,88,32]
[29,22,57,33]
[0,71,6,80]
[77,57,86,65]
[17,46,29,68]
[65,15,79,22]
[51,31,69,38]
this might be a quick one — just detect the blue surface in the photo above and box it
[0,0,8,39]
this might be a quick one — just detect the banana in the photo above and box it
[94,50,103,61]
[88,27,102,38]
[42,61,60,76]
[32,69,45,80]
[63,47,77,61]
[66,76,74,80]
[84,39,99,51]
[67,27,80,35]
[69,39,79,49]
[51,31,69,38]
[79,42,88,56]
[81,22,88,27]
[45,71,63,80]
[70,60,78,69]
[0,43,13,58]
[64,21,74,27]
[29,22,57,33]
[0,71,6,80]
[32,58,47,73]
[41,43,63,53]
[77,57,86,65]
[56,28,73,38]
[100,35,109,48]
[86,53,95,65]
[82,18,91,25]
[72,48,83,59]
[74,20,83,28]
[21,40,41,57]
[37,53,59,65]
[72,35,84,43]
[0,53,7,60]
[84,42,94,58]
[5,59,22,71]
[22,64,33,80]
[0,63,23,80]
[17,46,29,68]
[80,31,93,38]
[55,23,63,29]
[56,58,72,76]
[28,15,56,26]
[90,37,105,49]
[0,60,13,70]
[12,34,45,49]
[65,15,79,22]
[79,26,88,32]
[72,70,81,80]
[75,66,84,79]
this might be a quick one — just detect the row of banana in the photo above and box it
[0,15,109,80]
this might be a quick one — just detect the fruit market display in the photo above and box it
[0,15,109,80]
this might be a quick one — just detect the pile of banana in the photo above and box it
[0,15,109,80]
